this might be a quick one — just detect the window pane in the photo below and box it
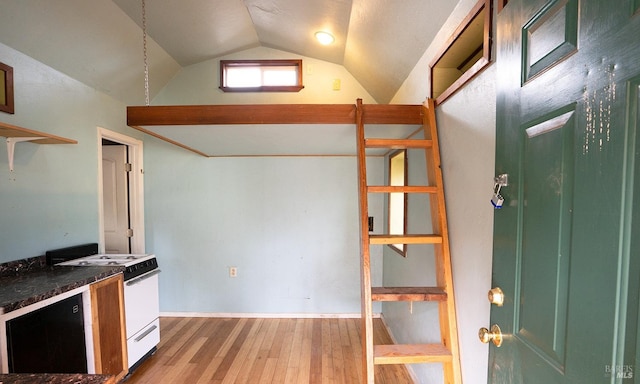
[226,67,261,87]
[388,150,407,255]
[263,67,297,86]
[220,59,303,92]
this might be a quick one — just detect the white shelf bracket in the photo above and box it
[6,137,45,172]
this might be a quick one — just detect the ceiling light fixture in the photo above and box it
[315,31,335,45]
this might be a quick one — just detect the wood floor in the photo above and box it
[123,317,413,384]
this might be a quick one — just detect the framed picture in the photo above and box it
[0,62,14,114]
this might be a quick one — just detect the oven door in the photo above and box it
[124,269,160,368]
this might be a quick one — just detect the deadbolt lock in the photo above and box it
[479,324,503,347]
[488,287,504,306]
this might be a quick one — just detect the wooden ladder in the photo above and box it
[356,98,461,383]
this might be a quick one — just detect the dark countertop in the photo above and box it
[0,264,124,315]
[0,373,116,384]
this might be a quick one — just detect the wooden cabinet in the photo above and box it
[90,274,128,381]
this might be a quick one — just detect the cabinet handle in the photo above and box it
[134,324,158,342]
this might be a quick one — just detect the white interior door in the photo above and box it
[102,145,130,254]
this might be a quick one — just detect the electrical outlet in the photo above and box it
[229,267,238,277]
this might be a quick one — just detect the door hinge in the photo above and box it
[125,163,132,172]
[126,228,134,238]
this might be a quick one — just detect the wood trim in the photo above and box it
[128,124,209,157]
[90,274,128,381]
[127,104,356,126]
[360,104,423,124]
[126,103,423,126]
[0,121,77,144]
[219,59,303,92]
[430,0,493,105]
[498,0,509,12]
[355,98,375,384]
[0,62,14,114]
[429,0,488,69]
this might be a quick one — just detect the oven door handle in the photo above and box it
[126,269,161,286]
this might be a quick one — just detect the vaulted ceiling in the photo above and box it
[0,0,459,105]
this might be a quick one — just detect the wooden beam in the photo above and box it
[127,103,424,127]
[360,104,423,124]
[127,104,357,126]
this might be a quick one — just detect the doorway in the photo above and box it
[97,128,145,254]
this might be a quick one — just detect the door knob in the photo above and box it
[488,287,504,306]
[479,324,503,347]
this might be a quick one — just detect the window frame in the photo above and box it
[388,149,408,257]
[219,59,304,93]
[0,61,14,114]
[429,0,493,105]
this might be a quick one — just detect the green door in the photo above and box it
[490,0,640,382]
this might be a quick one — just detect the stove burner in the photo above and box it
[126,255,136,259]
[107,261,120,265]
[79,261,90,266]
[99,255,111,259]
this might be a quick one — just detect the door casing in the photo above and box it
[97,127,145,254]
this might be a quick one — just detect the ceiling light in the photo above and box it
[315,31,335,45]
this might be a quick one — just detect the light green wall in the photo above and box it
[144,46,384,314]
[0,42,143,261]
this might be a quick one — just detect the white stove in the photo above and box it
[56,254,159,282]
[47,244,160,371]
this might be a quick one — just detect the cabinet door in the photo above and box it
[90,274,128,380]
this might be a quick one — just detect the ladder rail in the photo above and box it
[356,98,461,384]
[423,98,462,384]
[356,98,375,383]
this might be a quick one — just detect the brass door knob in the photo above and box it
[478,324,503,347]
[488,287,504,306]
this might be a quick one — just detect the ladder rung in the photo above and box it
[364,138,433,149]
[374,344,452,365]
[367,185,438,194]
[369,234,442,245]
[371,287,447,302]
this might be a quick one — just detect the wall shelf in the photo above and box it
[0,121,77,171]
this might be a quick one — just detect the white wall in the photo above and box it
[0,42,143,261]
[386,0,497,383]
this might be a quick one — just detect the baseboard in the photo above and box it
[160,312,382,319]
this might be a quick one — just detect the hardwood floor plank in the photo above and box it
[309,318,323,383]
[211,318,256,383]
[271,319,296,384]
[331,319,346,384]
[296,319,313,384]
[246,320,280,383]
[320,319,334,384]
[124,317,414,384]
[284,319,305,383]
[221,319,265,384]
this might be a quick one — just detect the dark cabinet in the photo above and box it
[6,293,87,373]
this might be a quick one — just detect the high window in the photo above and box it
[388,150,408,256]
[430,0,493,104]
[219,59,304,92]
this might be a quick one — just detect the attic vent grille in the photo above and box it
[219,59,304,93]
